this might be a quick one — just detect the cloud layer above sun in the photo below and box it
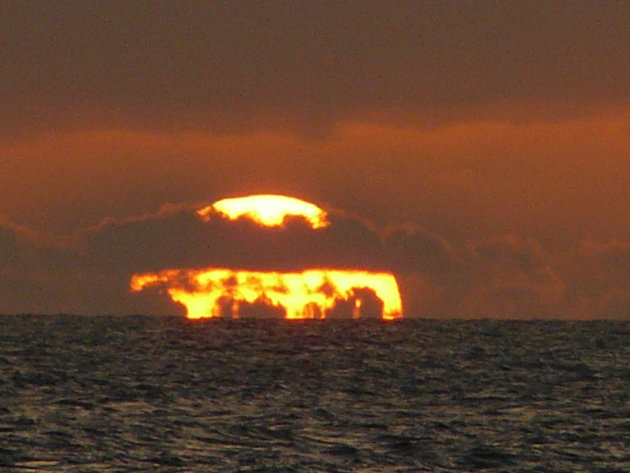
[0,199,627,319]
[2,1,628,137]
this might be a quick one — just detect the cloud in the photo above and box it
[0,222,20,267]
[74,208,569,318]
[459,238,565,319]
[0,202,627,319]
[2,112,627,245]
[385,231,566,319]
[78,204,387,273]
[580,240,630,274]
[0,219,78,314]
[9,203,390,315]
[567,240,630,319]
[1,1,628,137]
[385,225,458,274]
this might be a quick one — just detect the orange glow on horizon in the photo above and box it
[131,268,403,320]
[197,194,329,229]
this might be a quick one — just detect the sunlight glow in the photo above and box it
[197,194,329,229]
[131,268,403,320]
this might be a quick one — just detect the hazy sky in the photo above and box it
[1,1,628,318]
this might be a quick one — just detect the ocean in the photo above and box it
[0,315,628,472]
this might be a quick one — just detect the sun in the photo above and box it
[131,194,403,320]
[131,268,402,320]
[197,194,329,229]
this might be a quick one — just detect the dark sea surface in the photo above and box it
[0,315,628,472]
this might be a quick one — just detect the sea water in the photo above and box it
[0,315,627,472]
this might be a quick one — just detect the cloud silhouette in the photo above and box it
[0,219,78,313]
[568,240,630,319]
[79,204,388,273]
[73,206,568,318]
[0,202,627,319]
[0,223,19,267]
[385,233,565,319]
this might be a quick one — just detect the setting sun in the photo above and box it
[131,267,402,320]
[131,195,403,320]
[197,194,329,229]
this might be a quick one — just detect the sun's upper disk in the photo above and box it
[197,194,329,229]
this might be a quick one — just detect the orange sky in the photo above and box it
[0,1,628,318]
[2,111,627,243]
